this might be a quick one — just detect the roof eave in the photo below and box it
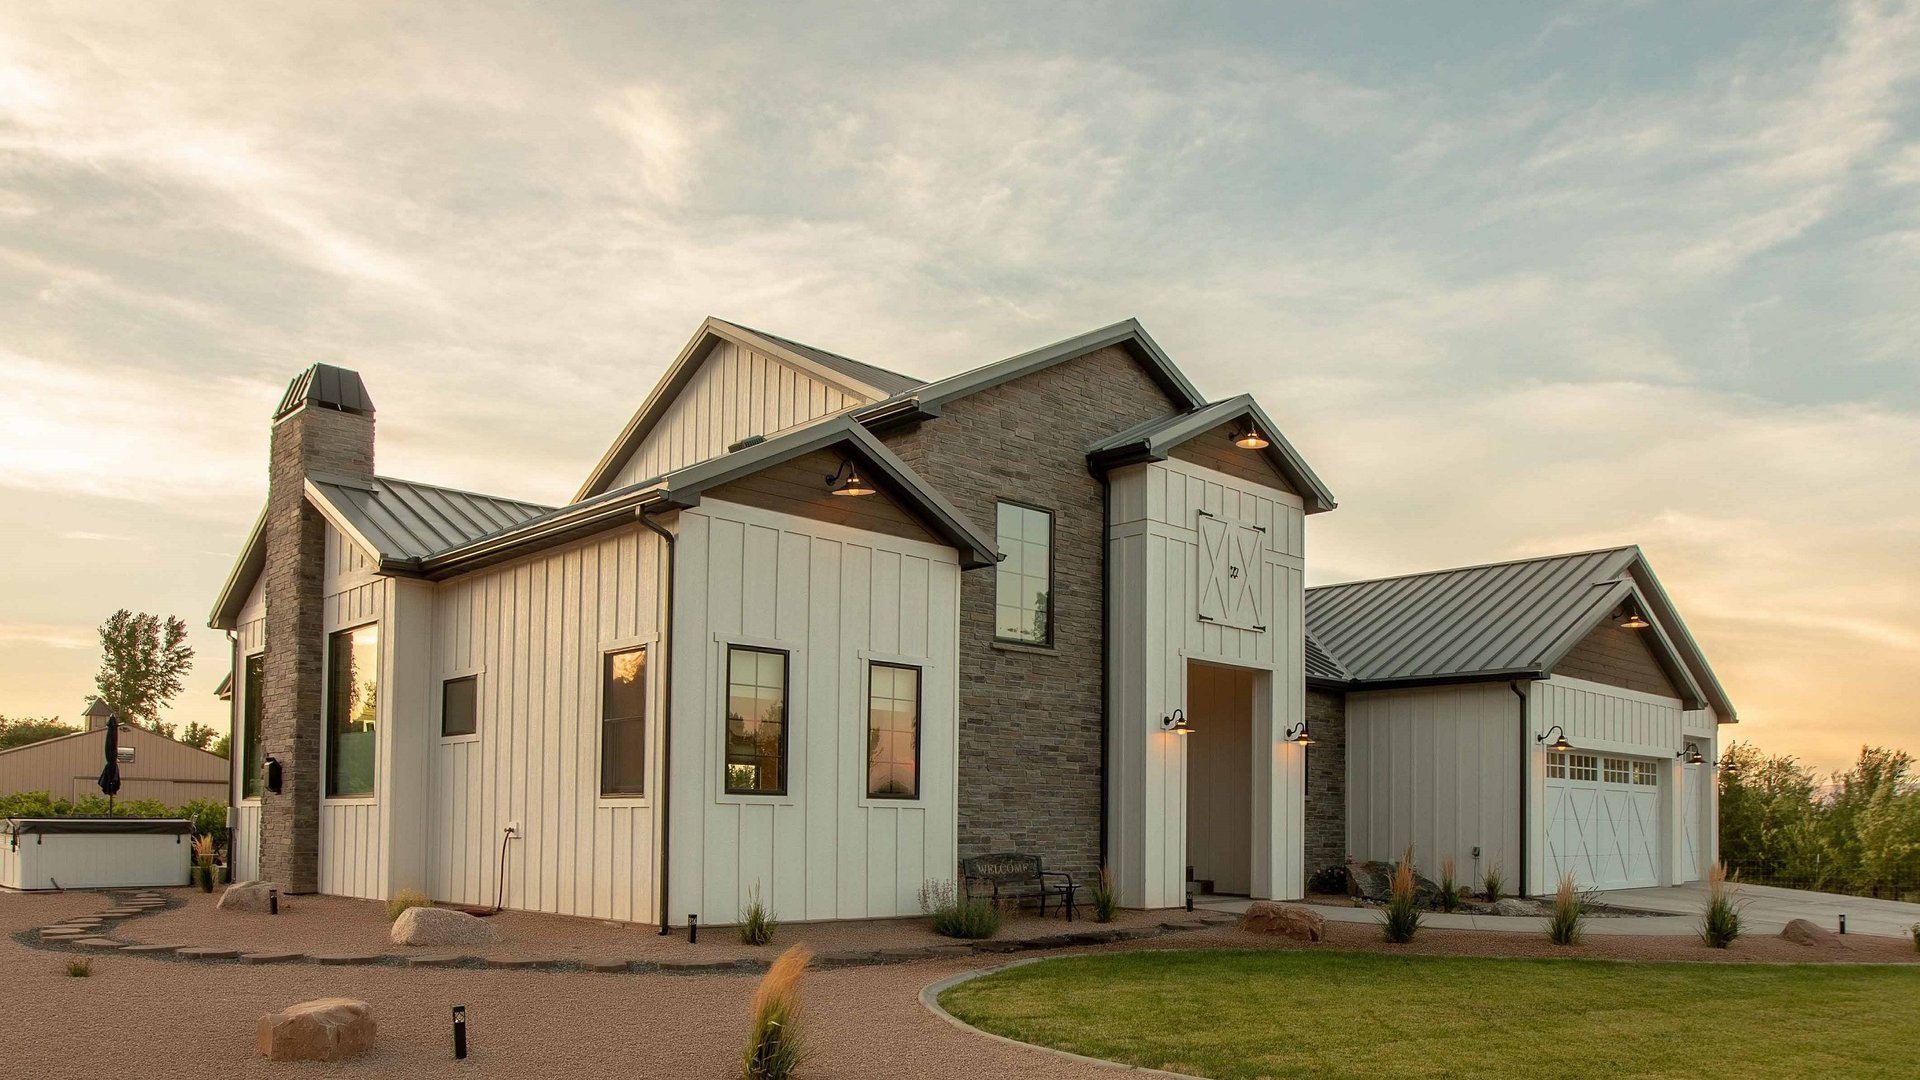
[208,508,268,631]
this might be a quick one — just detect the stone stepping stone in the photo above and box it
[59,918,106,925]
[242,952,306,964]
[120,944,185,955]
[405,955,467,968]
[74,938,124,949]
[485,957,553,969]
[582,959,631,973]
[176,947,241,960]
[655,958,746,972]
[311,953,382,966]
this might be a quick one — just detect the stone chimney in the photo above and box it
[259,364,374,893]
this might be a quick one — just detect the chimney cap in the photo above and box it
[275,363,374,420]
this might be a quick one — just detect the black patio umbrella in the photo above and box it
[97,707,123,811]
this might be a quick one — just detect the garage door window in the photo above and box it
[1633,761,1659,786]
[1551,753,1598,781]
[1605,758,1631,784]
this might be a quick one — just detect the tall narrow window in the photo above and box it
[241,653,264,798]
[325,624,379,798]
[600,648,647,796]
[995,502,1053,644]
[442,675,478,738]
[725,645,788,795]
[866,662,921,799]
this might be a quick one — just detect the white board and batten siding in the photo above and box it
[608,340,874,488]
[667,498,961,925]
[230,577,266,883]
[427,526,665,924]
[1107,457,1308,909]
[1345,682,1523,889]
[317,524,389,900]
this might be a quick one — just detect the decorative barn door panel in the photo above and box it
[1195,513,1265,632]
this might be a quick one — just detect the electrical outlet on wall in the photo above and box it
[506,820,521,837]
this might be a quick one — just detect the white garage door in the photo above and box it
[1545,752,1661,890]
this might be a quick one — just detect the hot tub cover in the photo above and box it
[3,817,192,836]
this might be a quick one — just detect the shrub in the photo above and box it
[1438,856,1461,913]
[1482,863,1505,902]
[1090,867,1119,923]
[65,958,92,977]
[1382,845,1422,944]
[192,862,214,893]
[1910,923,1918,952]
[1306,864,1348,895]
[740,884,777,946]
[919,879,1001,940]
[1700,862,1743,949]
[386,888,433,922]
[741,944,812,1080]
[1547,872,1586,946]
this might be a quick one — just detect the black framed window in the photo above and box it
[325,624,379,798]
[866,662,921,799]
[995,502,1053,644]
[600,648,647,796]
[725,645,788,795]
[241,653,264,798]
[442,675,478,738]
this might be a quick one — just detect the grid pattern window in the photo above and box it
[866,662,921,799]
[995,503,1053,644]
[1604,758,1631,784]
[325,624,379,798]
[1567,754,1599,782]
[441,675,478,738]
[600,648,647,796]
[725,646,788,795]
[241,653,264,798]
[1633,761,1660,786]
[1548,752,1567,779]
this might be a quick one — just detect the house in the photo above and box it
[209,316,1732,922]
[0,709,229,805]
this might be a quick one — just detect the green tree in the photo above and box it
[0,716,76,751]
[179,721,219,751]
[1821,746,1918,897]
[93,610,194,737]
[1717,741,1820,879]
[211,733,231,759]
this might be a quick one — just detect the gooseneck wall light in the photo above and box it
[1536,725,1573,752]
[1162,709,1193,735]
[1284,722,1314,747]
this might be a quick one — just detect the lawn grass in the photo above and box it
[939,950,1920,1080]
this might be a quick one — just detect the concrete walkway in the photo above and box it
[1195,897,1702,936]
[1599,881,1920,940]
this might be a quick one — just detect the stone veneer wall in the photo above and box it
[880,346,1180,878]
[260,400,373,893]
[1303,686,1348,882]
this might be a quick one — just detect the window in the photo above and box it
[325,624,379,797]
[1568,754,1599,782]
[442,675,478,738]
[600,648,647,796]
[1605,758,1630,785]
[725,646,788,794]
[1633,761,1660,786]
[241,653,264,798]
[866,662,921,799]
[1547,752,1567,779]
[995,502,1053,644]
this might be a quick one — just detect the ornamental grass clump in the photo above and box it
[191,833,217,893]
[1090,867,1119,924]
[1438,856,1461,913]
[65,958,92,977]
[1547,872,1587,946]
[1382,846,1423,944]
[740,884,778,946]
[1911,923,1919,953]
[919,878,1001,940]
[1700,862,1743,949]
[741,943,812,1080]
[1482,863,1505,902]
[385,888,432,922]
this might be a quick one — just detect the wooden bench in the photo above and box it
[960,853,1079,921]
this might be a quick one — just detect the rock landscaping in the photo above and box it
[390,904,499,946]
[1240,901,1327,941]
[1779,918,1847,948]
[257,997,376,1062]
[218,880,286,913]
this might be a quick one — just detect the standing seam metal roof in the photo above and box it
[712,320,925,396]
[307,475,555,563]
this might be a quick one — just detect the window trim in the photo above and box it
[239,651,265,802]
[863,660,923,801]
[598,644,649,799]
[993,499,1056,647]
[439,672,481,742]
[322,621,380,803]
[722,642,792,798]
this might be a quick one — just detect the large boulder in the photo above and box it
[1345,857,1443,907]
[391,905,499,947]
[1494,898,1544,918]
[1780,918,1847,948]
[257,998,376,1062]
[1240,901,1326,942]
[219,880,287,913]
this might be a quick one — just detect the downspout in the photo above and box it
[639,507,677,936]
[1098,476,1112,876]
[1511,680,1529,899]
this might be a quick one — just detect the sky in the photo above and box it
[1,1,1916,777]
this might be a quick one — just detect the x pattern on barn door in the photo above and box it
[1546,755,1661,890]
[1196,512,1265,632]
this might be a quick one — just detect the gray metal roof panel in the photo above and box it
[1084,393,1337,514]
[1305,630,1349,682]
[711,320,924,396]
[308,475,554,563]
[275,363,374,419]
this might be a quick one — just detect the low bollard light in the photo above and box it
[452,1005,468,1060]
[688,913,698,943]
[269,889,279,915]
[1839,914,1847,935]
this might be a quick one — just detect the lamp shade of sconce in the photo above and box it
[1232,426,1270,450]
[1162,709,1193,735]
[1536,725,1572,753]
[826,461,876,497]
[1285,722,1314,747]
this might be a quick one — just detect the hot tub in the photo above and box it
[1,818,193,891]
